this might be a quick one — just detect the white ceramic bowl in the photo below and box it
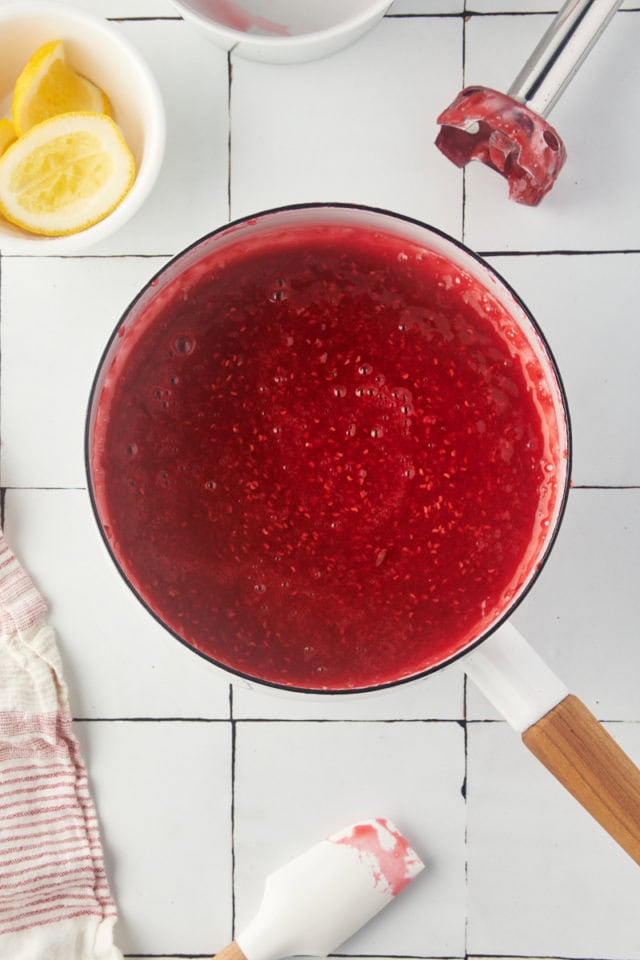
[0,1,165,254]
[169,0,392,64]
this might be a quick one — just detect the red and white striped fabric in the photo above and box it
[0,532,122,960]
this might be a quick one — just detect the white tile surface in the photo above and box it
[40,0,179,16]
[233,721,466,958]
[85,19,229,256]
[467,488,640,722]
[462,11,640,250]
[75,720,233,956]
[485,252,640,486]
[467,721,640,959]
[1,256,167,489]
[230,16,463,237]
[389,1,462,11]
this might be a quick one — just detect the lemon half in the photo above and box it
[12,39,111,136]
[0,118,17,157]
[0,112,136,236]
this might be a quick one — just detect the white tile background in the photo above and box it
[1,3,640,960]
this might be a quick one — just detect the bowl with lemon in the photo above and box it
[0,2,165,253]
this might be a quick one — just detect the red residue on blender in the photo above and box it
[436,86,567,205]
[331,819,418,896]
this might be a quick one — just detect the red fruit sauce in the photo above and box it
[90,220,562,690]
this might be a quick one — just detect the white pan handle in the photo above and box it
[464,621,568,732]
[464,622,640,865]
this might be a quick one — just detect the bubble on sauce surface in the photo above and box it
[269,279,288,302]
[174,334,195,355]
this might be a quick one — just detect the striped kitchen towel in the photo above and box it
[0,532,122,960]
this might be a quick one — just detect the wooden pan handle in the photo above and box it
[522,694,640,864]
[213,942,248,960]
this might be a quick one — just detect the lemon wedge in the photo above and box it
[12,39,111,136]
[0,112,135,236]
[0,118,17,157]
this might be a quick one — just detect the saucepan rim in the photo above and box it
[84,201,573,695]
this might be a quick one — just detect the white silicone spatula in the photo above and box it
[212,818,425,960]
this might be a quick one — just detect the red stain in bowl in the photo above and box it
[197,0,289,35]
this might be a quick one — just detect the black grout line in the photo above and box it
[387,10,552,16]
[153,954,627,960]
[71,716,468,723]
[462,674,469,959]
[342,950,640,960]
[4,248,640,261]
[73,716,229,722]
[72,715,640,724]
[572,484,640,490]
[107,16,183,21]
[339,955,621,960]
[462,5,640,12]
[121,955,633,960]
[386,6,639,16]
[230,715,237,938]
[482,248,640,257]
[5,486,87,491]
[0,253,174,261]
[229,679,235,943]
[121,955,624,960]
[103,8,640,21]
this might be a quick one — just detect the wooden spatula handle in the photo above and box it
[523,694,640,864]
[213,941,248,960]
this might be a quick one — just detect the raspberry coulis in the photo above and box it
[91,221,562,690]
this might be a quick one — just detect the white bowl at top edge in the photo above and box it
[169,0,392,64]
[0,1,165,254]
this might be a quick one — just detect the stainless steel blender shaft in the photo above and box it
[507,0,623,118]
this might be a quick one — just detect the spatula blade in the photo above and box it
[237,818,424,960]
